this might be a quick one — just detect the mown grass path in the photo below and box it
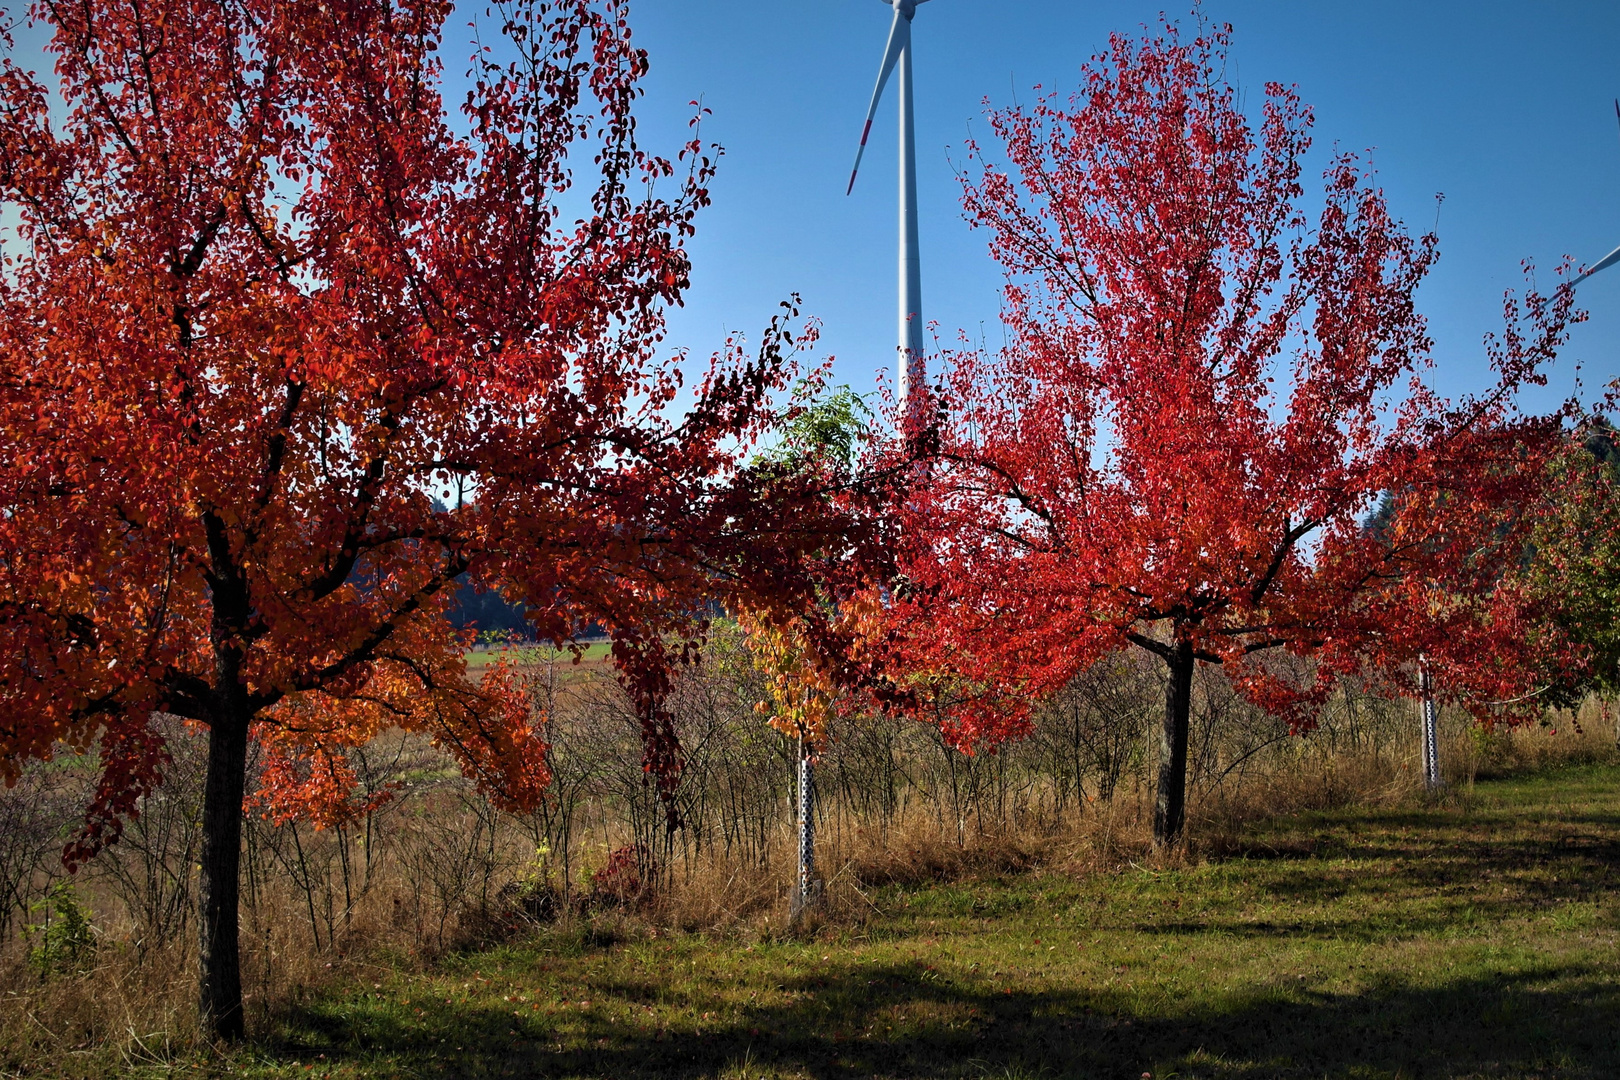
[241,766,1620,1079]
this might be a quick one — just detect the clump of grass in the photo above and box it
[0,934,197,1075]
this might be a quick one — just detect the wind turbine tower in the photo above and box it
[847,0,932,428]
[786,0,935,925]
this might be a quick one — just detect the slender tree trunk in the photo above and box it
[1153,640,1195,847]
[197,708,250,1041]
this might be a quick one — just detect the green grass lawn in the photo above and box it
[232,765,1620,1079]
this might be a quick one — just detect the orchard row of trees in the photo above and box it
[0,0,1614,1042]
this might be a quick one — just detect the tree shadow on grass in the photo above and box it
[269,954,1620,1079]
[1176,818,1620,938]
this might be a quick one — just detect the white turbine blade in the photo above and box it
[1574,242,1620,286]
[1571,102,1620,287]
[846,8,911,196]
[1587,101,1620,282]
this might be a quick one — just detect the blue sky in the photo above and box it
[8,1,1618,416]
[619,0,1620,418]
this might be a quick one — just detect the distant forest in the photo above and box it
[446,577,529,637]
[447,578,609,641]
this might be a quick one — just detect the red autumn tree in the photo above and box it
[882,18,1579,845]
[0,0,861,1038]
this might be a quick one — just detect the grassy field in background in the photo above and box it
[172,764,1620,1080]
[462,642,615,671]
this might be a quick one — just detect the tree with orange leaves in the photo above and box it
[882,18,1580,846]
[0,0,861,1038]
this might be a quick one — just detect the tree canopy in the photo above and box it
[877,18,1580,843]
[0,0,875,1037]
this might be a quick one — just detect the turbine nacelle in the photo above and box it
[882,0,927,20]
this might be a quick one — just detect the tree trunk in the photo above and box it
[197,710,249,1041]
[1153,640,1195,847]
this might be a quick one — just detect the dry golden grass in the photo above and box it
[645,711,1619,939]
[1454,696,1618,779]
[0,938,196,1072]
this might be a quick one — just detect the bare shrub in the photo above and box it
[91,716,206,957]
[0,766,77,947]
[1032,651,1159,811]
